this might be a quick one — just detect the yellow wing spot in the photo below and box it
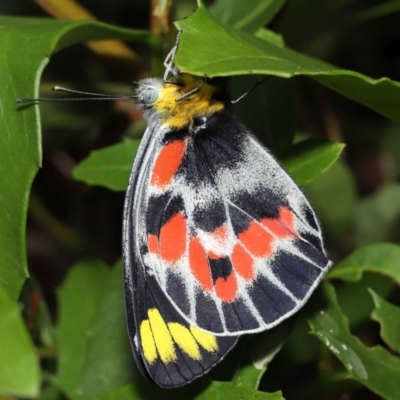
[190,326,218,353]
[140,319,157,364]
[148,308,177,363]
[168,322,201,361]
[155,74,225,130]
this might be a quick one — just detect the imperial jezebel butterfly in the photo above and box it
[122,33,333,389]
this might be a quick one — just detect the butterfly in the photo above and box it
[122,34,332,389]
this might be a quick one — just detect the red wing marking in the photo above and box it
[278,207,298,235]
[261,207,298,238]
[215,273,238,302]
[159,213,187,264]
[211,224,229,243]
[203,224,230,259]
[189,237,213,291]
[238,221,274,258]
[208,251,222,260]
[231,242,254,281]
[148,234,159,254]
[150,140,186,188]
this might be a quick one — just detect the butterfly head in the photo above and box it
[134,78,164,109]
[134,74,225,130]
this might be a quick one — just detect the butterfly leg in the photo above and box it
[163,30,182,81]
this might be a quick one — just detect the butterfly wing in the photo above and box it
[136,111,332,337]
[123,122,238,388]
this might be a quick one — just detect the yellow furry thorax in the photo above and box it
[154,74,225,130]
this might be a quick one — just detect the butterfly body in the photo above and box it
[123,73,332,388]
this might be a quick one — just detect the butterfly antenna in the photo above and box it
[230,76,274,104]
[17,86,136,103]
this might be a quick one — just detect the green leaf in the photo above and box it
[0,284,40,397]
[54,259,111,396]
[1,16,155,300]
[40,384,64,400]
[309,282,400,400]
[210,0,286,32]
[336,273,395,330]
[328,243,400,282]
[356,183,400,245]
[71,261,137,400]
[255,28,285,47]
[280,138,345,185]
[175,2,400,123]
[73,139,140,191]
[303,159,356,243]
[237,323,291,390]
[369,289,400,353]
[94,379,284,400]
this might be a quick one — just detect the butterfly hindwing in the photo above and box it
[123,123,238,388]
[145,277,237,388]
[124,250,239,388]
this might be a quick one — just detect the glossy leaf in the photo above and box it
[336,273,395,330]
[54,259,110,395]
[71,261,137,400]
[1,16,155,300]
[281,138,345,185]
[255,28,285,47]
[328,243,400,282]
[93,379,284,400]
[175,2,400,123]
[309,282,400,400]
[0,284,39,397]
[73,139,141,191]
[369,289,400,353]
